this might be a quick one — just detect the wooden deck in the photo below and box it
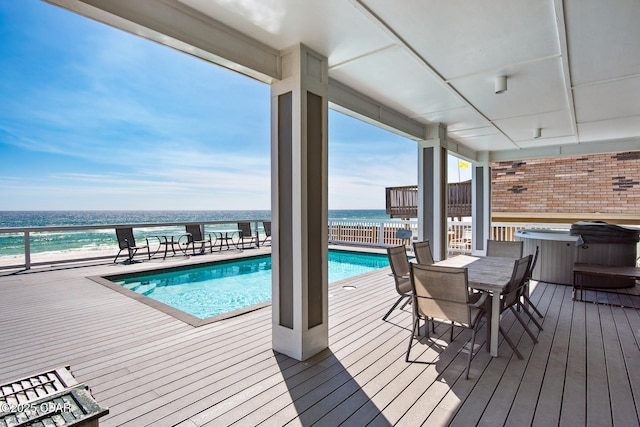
[1,251,639,426]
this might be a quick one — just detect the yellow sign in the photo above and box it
[458,160,470,169]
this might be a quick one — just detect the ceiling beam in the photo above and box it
[328,78,426,141]
[45,0,281,83]
[489,137,640,162]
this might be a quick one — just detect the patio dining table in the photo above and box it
[433,255,515,357]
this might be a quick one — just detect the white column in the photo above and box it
[417,124,448,261]
[270,44,329,361]
[472,152,492,255]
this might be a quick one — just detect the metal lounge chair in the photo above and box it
[183,224,213,255]
[262,221,272,246]
[412,240,434,265]
[114,227,150,263]
[406,263,487,379]
[237,222,258,249]
[486,240,523,259]
[383,245,413,321]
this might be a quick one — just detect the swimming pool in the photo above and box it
[107,250,389,321]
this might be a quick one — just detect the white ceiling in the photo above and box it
[52,0,640,160]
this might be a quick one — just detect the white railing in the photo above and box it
[328,220,417,247]
[328,219,572,251]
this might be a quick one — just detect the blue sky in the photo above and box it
[0,0,469,211]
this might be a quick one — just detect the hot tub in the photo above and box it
[515,229,583,285]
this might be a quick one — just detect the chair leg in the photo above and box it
[518,302,544,331]
[405,317,419,362]
[523,295,544,318]
[509,306,538,343]
[450,322,454,341]
[127,247,137,263]
[382,295,407,321]
[498,326,523,359]
[466,326,478,380]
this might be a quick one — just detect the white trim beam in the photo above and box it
[328,78,426,141]
[45,0,281,83]
[489,137,640,162]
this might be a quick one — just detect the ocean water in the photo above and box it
[0,210,394,258]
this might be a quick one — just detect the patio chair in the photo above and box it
[412,240,434,265]
[382,245,413,321]
[486,240,523,259]
[406,263,487,379]
[183,224,213,255]
[490,255,535,359]
[114,227,150,264]
[237,222,258,249]
[521,246,544,321]
[262,221,272,246]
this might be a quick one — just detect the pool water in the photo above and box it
[112,250,389,319]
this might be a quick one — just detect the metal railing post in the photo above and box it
[24,231,31,270]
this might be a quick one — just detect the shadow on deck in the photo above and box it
[0,257,638,426]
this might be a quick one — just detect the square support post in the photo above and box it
[417,124,448,261]
[472,152,492,255]
[270,44,329,361]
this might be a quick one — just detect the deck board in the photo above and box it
[1,255,639,426]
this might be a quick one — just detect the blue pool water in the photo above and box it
[112,250,389,319]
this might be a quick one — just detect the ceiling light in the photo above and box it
[533,127,542,139]
[495,76,507,94]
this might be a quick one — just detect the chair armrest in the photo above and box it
[471,292,489,309]
[388,273,409,279]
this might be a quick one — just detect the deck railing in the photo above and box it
[5,218,634,271]
[327,220,572,252]
[0,219,269,270]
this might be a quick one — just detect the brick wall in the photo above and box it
[491,151,640,215]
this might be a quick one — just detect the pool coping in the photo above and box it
[88,246,389,327]
[88,253,274,327]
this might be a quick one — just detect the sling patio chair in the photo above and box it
[383,245,413,321]
[488,254,536,360]
[183,224,213,255]
[114,227,150,264]
[261,221,272,246]
[406,263,487,379]
[412,240,434,265]
[486,239,523,259]
[520,246,544,322]
[237,222,259,249]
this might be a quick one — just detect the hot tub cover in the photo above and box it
[570,221,640,244]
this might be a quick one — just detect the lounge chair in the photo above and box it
[412,240,434,265]
[406,263,487,379]
[489,255,535,359]
[486,240,523,258]
[114,227,150,264]
[237,222,258,249]
[262,221,272,246]
[383,245,413,321]
[183,224,213,255]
